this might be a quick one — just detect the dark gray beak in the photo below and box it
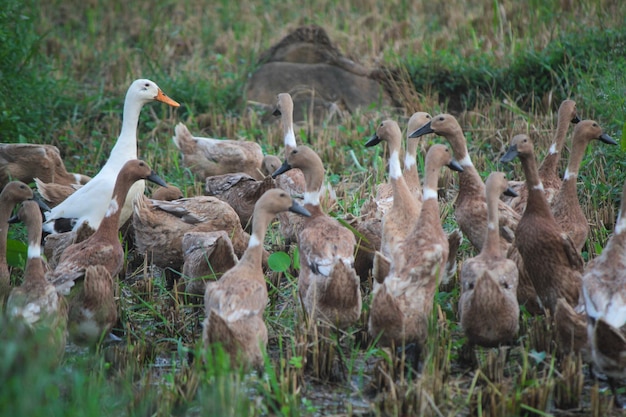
[272,108,281,117]
[32,193,51,212]
[599,133,617,145]
[409,121,434,138]
[447,159,464,172]
[503,187,518,197]
[272,160,292,178]
[289,200,311,217]
[365,133,382,147]
[500,145,519,163]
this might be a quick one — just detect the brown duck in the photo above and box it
[203,189,310,368]
[458,172,519,347]
[500,134,583,315]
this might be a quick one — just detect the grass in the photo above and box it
[1,0,626,415]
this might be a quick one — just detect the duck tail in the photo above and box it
[172,123,196,154]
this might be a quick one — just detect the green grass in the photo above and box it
[1,0,626,415]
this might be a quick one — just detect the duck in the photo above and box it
[550,120,616,252]
[272,93,308,245]
[368,144,462,357]
[352,112,431,282]
[0,143,90,190]
[365,119,421,263]
[205,172,276,230]
[203,188,310,368]
[181,231,239,302]
[500,134,583,315]
[272,145,361,328]
[458,172,519,347]
[6,200,67,356]
[172,122,265,181]
[132,194,252,288]
[507,100,580,213]
[410,113,520,255]
[46,160,167,345]
[582,179,626,408]
[42,79,179,234]
[0,181,47,308]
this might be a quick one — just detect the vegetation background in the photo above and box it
[0,0,625,415]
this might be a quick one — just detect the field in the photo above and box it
[1,0,626,415]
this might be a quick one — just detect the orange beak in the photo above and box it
[155,89,180,107]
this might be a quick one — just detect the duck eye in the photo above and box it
[467,282,474,290]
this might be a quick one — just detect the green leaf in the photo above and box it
[267,251,291,273]
[6,238,27,268]
[292,246,301,271]
[621,120,626,152]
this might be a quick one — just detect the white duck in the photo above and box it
[42,79,179,234]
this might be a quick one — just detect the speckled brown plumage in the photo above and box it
[173,122,264,181]
[507,100,579,213]
[0,143,89,190]
[459,172,519,347]
[410,114,520,254]
[132,195,251,274]
[550,120,616,252]
[182,231,238,300]
[66,265,118,346]
[501,134,583,315]
[205,173,276,229]
[34,179,82,208]
[273,145,361,328]
[582,179,626,407]
[369,144,462,352]
[47,160,166,295]
[6,200,67,356]
[203,189,310,368]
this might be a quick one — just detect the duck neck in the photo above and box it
[238,211,270,276]
[93,169,136,241]
[282,108,297,154]
[448,132,484,198]
[404,137,422,197]
[482,184,502,257]
[538,108,571,182]
[111,93,143,163]
[520,152,551,214]
[389,146,414,211]
[301,164,324,208]
[23,206,46,285]
[418,157,443,229]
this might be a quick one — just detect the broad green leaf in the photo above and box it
[6,238,27,268]
[267,251,291,273]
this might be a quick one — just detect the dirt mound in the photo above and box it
[246,25,395,122]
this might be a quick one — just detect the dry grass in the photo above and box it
[3,0,626,416]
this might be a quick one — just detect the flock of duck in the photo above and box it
[1,78,625,407]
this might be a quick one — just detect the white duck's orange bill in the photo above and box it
[156,89,180,107]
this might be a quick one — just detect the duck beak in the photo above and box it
[365,133,382,147]
[147,171,168,187]
[272,160,293,178]
[155,89,180,107]
[599,133,617,145]
[500,145,519,163]
[408,120,434,138]
[32,193,51,211]
[503,187,518,197]
[448,159,464,172]
[289,200,311,217]
[571,115,580,124]
[272,108,282,117]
